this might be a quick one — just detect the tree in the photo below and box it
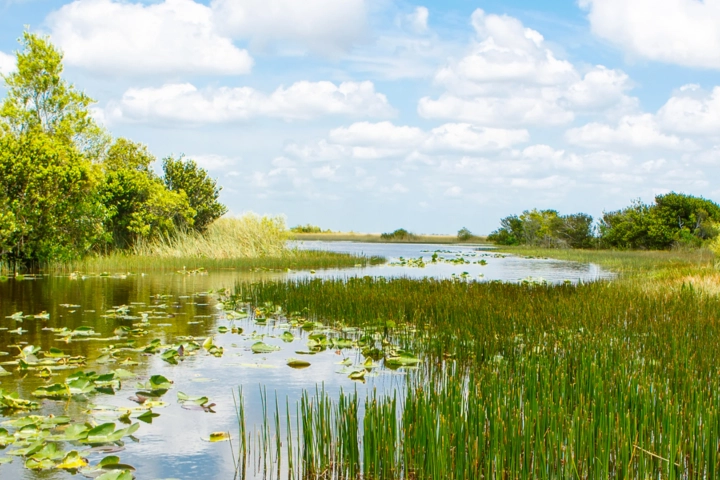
[0,31,105,155]
[457,227,474,241]
[0,132,105,264]
[100,139,194,249]
[0,33,106,265]
[162,155,227,232]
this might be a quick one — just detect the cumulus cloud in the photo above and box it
[404,7,429,33]
[211,0,367,55]
[328,122,425,148]
[580,0,720,69]
[104,81,394,124]
[418,9,635,126]
[47,0,252,76]
[424,123,529,153]
[566,114,698,150]
[0,51,15,75]
[287,121,528,162]
[656,85,720,135]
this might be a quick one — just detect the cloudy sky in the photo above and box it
[2,0,720,234]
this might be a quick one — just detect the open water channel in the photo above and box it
[0,242,612,479]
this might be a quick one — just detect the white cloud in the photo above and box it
[105,81,394,124]
[424,123,529,152]
[419,93,574,126]
[405,7,429,34]
[418,9,634,126]
[211,0,367,55]
[47,0,252,76]
[289,122,528,162]
[580,0,720,69]
[566,114,698,150]
[0,51,15,75]
[444,185,462,197]
[328,122,425,148]
[656,85,720,135]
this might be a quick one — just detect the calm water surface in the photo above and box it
[0,243,612,479]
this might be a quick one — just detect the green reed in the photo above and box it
[233,254,720,479]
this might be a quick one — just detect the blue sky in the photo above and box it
[2,0,720,234]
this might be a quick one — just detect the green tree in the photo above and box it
[0,32,106,265]
[0,31,106,155]
[100,139,194,249]
[0,132,105,264]
[457,227,474,241]
[162,156,227,232]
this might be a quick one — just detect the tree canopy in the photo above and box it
[488,194,720,250]
[0,32,227,267]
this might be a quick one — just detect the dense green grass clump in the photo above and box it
[237,270,720,479]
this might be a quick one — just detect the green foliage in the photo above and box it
[599,193,720,249]
[291,224,330,234]
[0,34,231,266]
[488,209,594,248]
[380,228,417,241]
[162,155,227,232]
[99,139,193,249]
[456,227,473,241]
[0,31,105,154]
[0,131,105,263]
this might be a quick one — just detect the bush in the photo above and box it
[380,228,417,241]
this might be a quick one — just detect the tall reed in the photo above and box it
[234,266,720,479]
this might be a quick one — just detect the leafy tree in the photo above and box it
[0,31,105,154]
[0,132,105,263]
[489,210,594,248]
[0,33,107,265]
[457,227,474,241]
[100,139,193,249]
[487,215,523,245]
[162,156,227,232]
[599,194,720,249]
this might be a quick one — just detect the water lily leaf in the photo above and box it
[204,432,230,442]
[0,392,40,410]
[217,326,228,334]
[0,428,14,447]
[251,342,279,354]
[8,440,44,456]
[148,375,172,390]
[98,455,121,467]
[96,470,134,480]
[32,383,69,399]
[112,369,135,380]
[280,331,294,342]
[0,456,12,464]
[177,392,208,406]
[136,410,159,424]
[25,456,56,470]
[86,423,116,442]
[385,350,421,366]
[286,359,311,369]
[348,370,366,381]
[56,450,88,469]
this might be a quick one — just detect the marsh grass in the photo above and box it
[233,251,720,479]
[49,215,384,273]
[135,215,289,259]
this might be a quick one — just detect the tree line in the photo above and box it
[0,33,226,267]
[487,193,720,249]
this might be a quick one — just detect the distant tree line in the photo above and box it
[488,193,720,250]
[0,33,226,267]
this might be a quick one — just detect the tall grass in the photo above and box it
[50,214,384,273]
[135,214,289,258]
[232,259,720,479]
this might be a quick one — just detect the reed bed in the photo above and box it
[232,263,720,479]
[135,214,289,259]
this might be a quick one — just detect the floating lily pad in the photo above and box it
[251,342,280,354]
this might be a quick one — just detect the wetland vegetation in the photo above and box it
[3,27,720,480]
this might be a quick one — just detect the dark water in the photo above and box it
[0,244,612,479]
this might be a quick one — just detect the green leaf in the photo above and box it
[251,342,280,354]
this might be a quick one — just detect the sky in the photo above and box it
[2,0,720,235]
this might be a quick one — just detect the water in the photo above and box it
[0,243,612,479]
